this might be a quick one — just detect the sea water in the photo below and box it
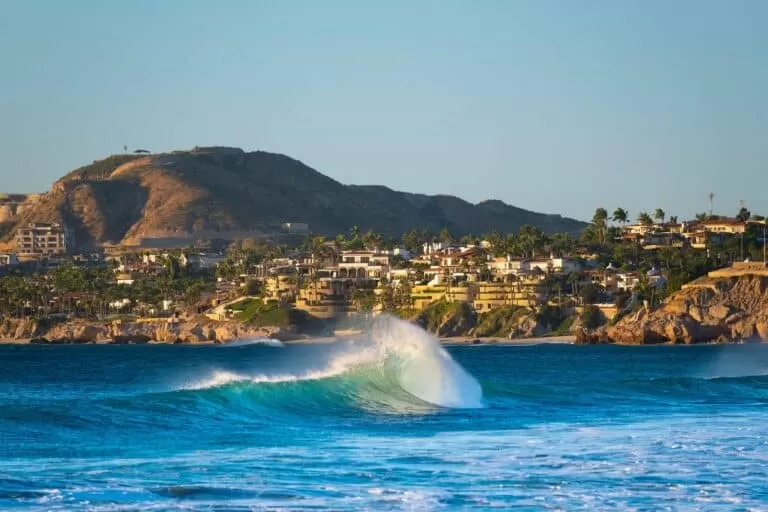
[0,316,767,510]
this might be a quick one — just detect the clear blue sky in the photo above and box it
[1,0,766,222]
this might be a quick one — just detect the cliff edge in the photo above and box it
[578,268,768,344]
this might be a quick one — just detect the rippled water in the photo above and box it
[1,318,767,510]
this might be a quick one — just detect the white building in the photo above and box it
[0,253,19,267]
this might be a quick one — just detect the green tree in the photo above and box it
[612,207,629,225]
[401,229,422,253]
[654,208,666,223]
[486,230,507,256]
[519,225,545,258]
[592,208,609,245]
[362,230,383,250]
[637,212,654,226]
[737,206,751,222]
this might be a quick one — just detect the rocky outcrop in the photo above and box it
[433,303,476,337]
[0,317,41,340]
[581,275,768,344]
[0,316,301,344]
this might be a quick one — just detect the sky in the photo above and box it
[1,0,766,222]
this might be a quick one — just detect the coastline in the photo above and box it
[0,333,577,346]
[441,335,575,345]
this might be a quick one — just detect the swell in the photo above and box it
[478,373,768,408]
[0,317,484,429]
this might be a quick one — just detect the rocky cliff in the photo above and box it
[411,302,557,339]
[577,274,768,344]
[0,316,300,344]
[0,147,585,246]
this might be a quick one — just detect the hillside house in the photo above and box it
[489,256,529,280]
[337,250,392,280]
[699,218,747,234]
[0,253,19,267]
[642,233,687,250]
[180,252,226,271]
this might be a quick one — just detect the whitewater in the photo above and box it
[1,316,767,510]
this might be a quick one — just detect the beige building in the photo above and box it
[698,218,747,234]
[15,223,74,259]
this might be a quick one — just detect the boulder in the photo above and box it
[575,326,609,344]
[688,306,704,323]
[178,324,206,343]
[707,304,731,322]
[756,321,768,341]
[730,321,756,340]
[72,324,108,342]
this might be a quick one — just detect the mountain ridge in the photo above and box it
[0,146,586,247]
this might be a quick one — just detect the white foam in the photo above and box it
[183,366,348,389]
[223,338,285,347]
[367,315,484,408]
[183,315,484,409]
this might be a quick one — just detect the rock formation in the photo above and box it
[0,317,300,344]
[578,274,768,344]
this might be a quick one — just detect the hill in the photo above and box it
[0,147,586,247]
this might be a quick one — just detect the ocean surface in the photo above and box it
[1,317,767,511]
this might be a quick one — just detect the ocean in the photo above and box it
[0,316,767,511]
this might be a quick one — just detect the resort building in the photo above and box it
[15,222,74,259]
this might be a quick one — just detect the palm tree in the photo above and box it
[654,208,666,224]
[567,272,582,297]
[592,208,609,245]
[519,225,545,258]
[486,230,506,256]
[637,212,654,226]
[362,230,383,250]
[612,207,629,225]
[736,206,751,222]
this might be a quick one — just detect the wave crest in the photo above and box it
[184,316,483,411]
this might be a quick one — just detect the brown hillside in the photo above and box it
[0,147,587,247]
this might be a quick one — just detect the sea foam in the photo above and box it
[184,315,483,409]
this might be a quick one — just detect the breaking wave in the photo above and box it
[183,316,483,411]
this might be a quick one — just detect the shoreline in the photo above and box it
[0,334,577,346]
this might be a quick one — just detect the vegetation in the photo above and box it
[1,195,764,338]
[414,301,464,333]
[0,262,213,320]
[580,306,604,329]
[60,154,144,182]
[473,306,528,337]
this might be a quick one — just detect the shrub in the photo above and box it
[580,306,604,329]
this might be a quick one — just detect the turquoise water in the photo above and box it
[1,317,767,510]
